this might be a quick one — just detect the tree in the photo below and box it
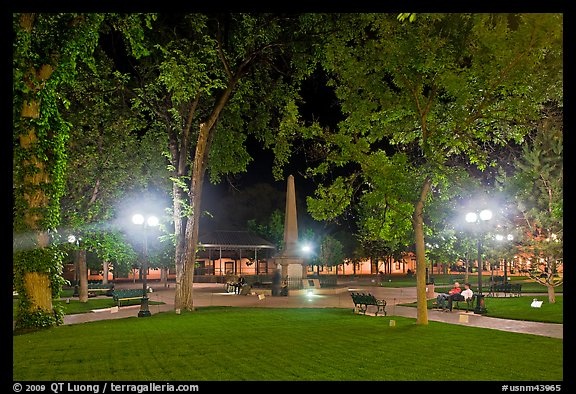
[499,106,563,303]
[247,209,285,250]
[13,13,106,329]
[129,14,314,311]
[317,234,345,274]
[301,13,562,324]
[58,46,164,302]
[13,13,155,328]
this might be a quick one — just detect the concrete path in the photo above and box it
[62,282,563,339]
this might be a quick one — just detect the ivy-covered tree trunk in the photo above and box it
[18,91,55,318]
[14,29,61,328]
[13,12,109,329]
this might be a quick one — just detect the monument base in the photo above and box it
[287,263,303,279]
[278,261,306,289]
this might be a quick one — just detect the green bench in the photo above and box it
[350,292,387,316]
[489,283,522,297]
[112,289,145,307]
[88,283,114,296]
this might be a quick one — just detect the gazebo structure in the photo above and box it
[195,230,276,277]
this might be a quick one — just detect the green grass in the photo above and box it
[413,296,563,323]
[13,297,164,318]
[13,307,562,381]
[478,296,562,323]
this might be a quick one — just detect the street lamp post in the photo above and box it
[132,214,159,318]
[68,235,81,297]
[465,209,493,314]
[495,233,514,285]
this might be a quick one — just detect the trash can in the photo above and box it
[426,283,435,299]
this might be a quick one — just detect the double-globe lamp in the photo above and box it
[465,208,492,314]
[132,214,159,317]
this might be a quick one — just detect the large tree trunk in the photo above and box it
[173,80,239,312]
[160,267,168,287]
[168,100,196,311]
[17,18,56,318]
[172,182,188,305]
[23,271,52,315]
[19,124,54,317]
[77,249,88,303]
[412,176,432,325]
[175,122,212,311]
[102,261,109,284]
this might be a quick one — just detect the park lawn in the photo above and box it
[481,296,563,323]
[13,297,164,318]
[13,307,562,381]
[418,296,562,324]
[55,298,164,314]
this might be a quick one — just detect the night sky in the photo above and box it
[200,69,347,237]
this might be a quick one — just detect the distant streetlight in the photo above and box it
[132,213,159,317]
[465,208,493,314]
[301,242,316,277]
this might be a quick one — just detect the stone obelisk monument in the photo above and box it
[274,174,306,288]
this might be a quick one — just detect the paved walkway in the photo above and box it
[62,282,563,339]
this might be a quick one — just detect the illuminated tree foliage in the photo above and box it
[498,106,563,303]
[13,13,154,329]
[302,13,562,324]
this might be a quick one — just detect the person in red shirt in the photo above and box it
[436,282,461,310]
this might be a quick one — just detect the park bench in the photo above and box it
[224,274,239,293]
[451,294,476,312]
[87,283,114,296]
[350,292,387,316]
[112,289,145,307]
[432,293,475,312]
[489,283,522,297]
[238,284,252,295]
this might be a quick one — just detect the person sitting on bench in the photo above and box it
[447,282,473,311]
[280,280,288,296]
[235,276,246,294]
[436,281,461,310]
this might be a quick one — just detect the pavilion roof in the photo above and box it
[198,230,276,250]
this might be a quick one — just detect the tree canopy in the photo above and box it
[300,13,562,324]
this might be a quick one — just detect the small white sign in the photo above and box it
[110,306,119,314]
[530,299,543,308]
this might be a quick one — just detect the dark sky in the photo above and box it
[200,69,346,236]
[200,142,321,235]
